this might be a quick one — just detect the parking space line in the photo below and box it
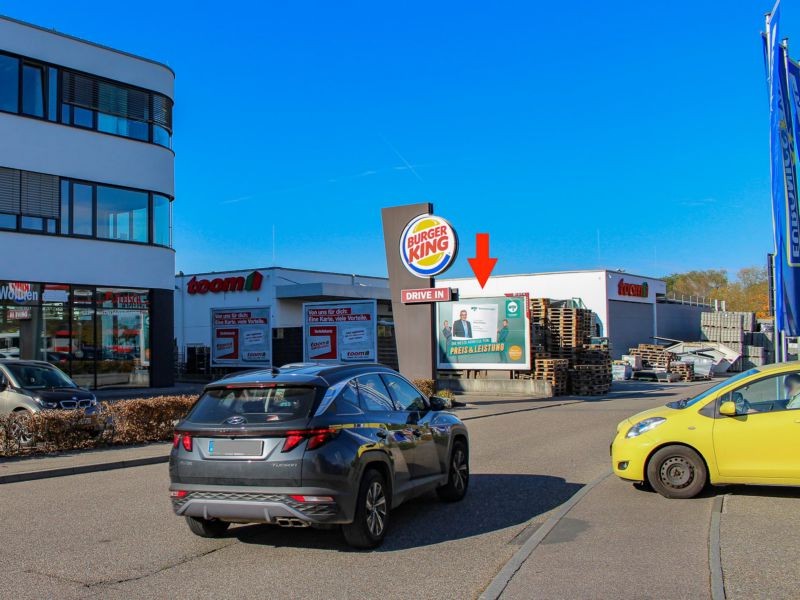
[478,469,611,600]
[709,494,726,600]
[461,400,583,422]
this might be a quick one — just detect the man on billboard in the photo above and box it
[498,319,509,362]
[453,310,473,338]
[440,320,452,361]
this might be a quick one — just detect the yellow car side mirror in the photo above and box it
[719,401,737,416]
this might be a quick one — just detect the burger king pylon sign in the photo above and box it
[399,214,458,278]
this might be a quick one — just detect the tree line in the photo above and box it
[662,267,770,318]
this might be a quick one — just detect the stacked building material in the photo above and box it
[533,358,569,396]
[547,307,593,363]
[529,298,552,351]
[700,311,773,370]
[569,365,612,395]
[571,344,612,394]
[627,344,675,369]
[669,362,695,382]
[742,345,767,370]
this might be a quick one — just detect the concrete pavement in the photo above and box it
[1,381,797,598]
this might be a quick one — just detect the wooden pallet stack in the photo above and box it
[548,307,593,363]
[571,344,612,394]
[569,365,612,395]
[627,344,675,369]
[669,362,695,382]
[529,298,550,323]
[529,298,552,351]
[533,358,569,396]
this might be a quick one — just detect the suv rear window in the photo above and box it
[186,386,318,425]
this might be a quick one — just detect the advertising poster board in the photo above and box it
[210,307,271,367]
[436,296,530,370]
[303,300,378,363]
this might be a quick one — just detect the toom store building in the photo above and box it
[174,267,397,375]
[438,269,708,358]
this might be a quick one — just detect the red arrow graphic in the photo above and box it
[467,233,498,289]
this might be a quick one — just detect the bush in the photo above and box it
[434,389,455,400]
[412,378,435,397]
[0,395,197,458]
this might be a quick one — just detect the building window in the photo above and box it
[60,180,70,234]
[0,54,19,113]
[47,67,58,122]
[97,186,148,243]
[1,51,173,148]
[98,114,149,141]
[21,64,45,118]
[72,183,94,236]
[0,165,173,247]
[20,216,44,231]
[73,106,94,128]
[0,213,16,229]
[153,125,171,149]
[153,194,171,246]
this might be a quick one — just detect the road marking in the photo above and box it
[461,400,583,422]
[479,469,612,600]
[709,494,726,600]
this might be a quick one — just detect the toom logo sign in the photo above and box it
[399,214,458,278]
[617,279,649,298]
[188,271,264,295]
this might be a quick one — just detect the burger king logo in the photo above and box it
[399,214,458,278]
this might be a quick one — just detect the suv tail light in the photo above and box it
[281,428,337,452]
[173,432,193,452]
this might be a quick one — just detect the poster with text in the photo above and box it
[436,296,530,370]
[303,300,377,363]
[211,307,271,367]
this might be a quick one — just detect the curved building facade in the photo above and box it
[0,16,175,388]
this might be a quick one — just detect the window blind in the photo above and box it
[20,171,60,219]
[62,70,172,132]
[0,167,21,214]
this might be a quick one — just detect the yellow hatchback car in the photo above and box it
[612,362,800,498]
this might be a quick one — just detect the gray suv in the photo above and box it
[169,363,469,548]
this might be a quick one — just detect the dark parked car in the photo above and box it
[0,359,105,443]
[169,363,469,548]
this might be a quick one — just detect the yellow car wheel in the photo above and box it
[646,445,707,499]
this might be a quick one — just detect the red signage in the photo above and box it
[187,271,264,295]
[617,279,649,298]
[401,287,452,304]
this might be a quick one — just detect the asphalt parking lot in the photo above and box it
[0,381,797,599]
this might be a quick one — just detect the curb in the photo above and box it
[709,495,726,600]
[0,454,169,485]
[479,469,612,600]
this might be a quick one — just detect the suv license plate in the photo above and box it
[208,439,263,457]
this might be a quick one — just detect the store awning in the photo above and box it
[275,282,390,301]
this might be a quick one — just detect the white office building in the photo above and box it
[0,16,175,387]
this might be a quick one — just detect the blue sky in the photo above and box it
[4,1,797,280]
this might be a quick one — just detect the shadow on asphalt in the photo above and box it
[228,474,584,552]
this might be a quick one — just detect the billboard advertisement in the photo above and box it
[436,296,530,370]
[211,307,271,367]
[303,300,378,363]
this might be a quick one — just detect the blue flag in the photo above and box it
[767,2,800,336]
